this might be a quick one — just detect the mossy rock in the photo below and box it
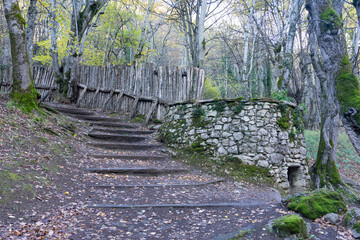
[284,189,347,220]
[354,222,360,232]
[343,208,360,229]
[269,214,308,239]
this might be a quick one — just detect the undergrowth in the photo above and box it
[0,97,77,206]
[173,149,274,186]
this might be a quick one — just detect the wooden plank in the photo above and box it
[115,90,124,112]
[101,89,115,112]
[130,95,140,118]
[146,98,159,123]
[89,88,100,108]
[76,85,88,107]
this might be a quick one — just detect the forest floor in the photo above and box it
[0,95,356,240]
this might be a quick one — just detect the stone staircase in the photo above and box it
[45,103,284,240]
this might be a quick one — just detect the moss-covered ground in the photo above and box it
[172,149,274,187]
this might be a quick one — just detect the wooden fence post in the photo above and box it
[102,89,114,112]
[88,88,100,108]
[146,97,159,123]
[130,95,140,118]
[76,85,88,107]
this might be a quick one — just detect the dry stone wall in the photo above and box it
[159,99,310,193]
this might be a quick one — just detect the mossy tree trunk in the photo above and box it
[3,0,40,112]
[305,0,345,189]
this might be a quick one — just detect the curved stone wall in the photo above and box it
[159,99,310,193]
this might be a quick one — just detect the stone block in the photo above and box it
[214,125,222,130]
[217,146,228,156]
[270,153,284,165]
[257,160,269,168]
[228,146,238,154]
[234,132,244,141]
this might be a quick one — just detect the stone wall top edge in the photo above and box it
[168,98,297,107]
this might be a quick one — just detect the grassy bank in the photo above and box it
[304,130,360,183]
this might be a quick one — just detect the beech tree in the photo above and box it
[3,0,39,112]
[306,0,360,189]
[57,0,108,101]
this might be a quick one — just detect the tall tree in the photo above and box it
[305,0,360,189]
[25,0,37,68]
[3,0,39,112]
[59,0,108,101]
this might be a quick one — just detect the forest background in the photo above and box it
[1,0,360,190]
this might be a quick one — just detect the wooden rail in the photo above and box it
[0,63,206,121]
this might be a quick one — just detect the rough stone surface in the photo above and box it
[343,208,360,229]
[160,100,309,192]
[324,213,340,224]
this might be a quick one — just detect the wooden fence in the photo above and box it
[0,64,205,121]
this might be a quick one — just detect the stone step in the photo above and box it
[89,142,162,151]
[91,128,154,135]
[88,133,148,142]
[50,106,94,116]
[87,202,266,209]
[90,122,139,129]
[85,167,188,175]
[88,154,167,161]
[90,179,224,188]
[46,104,95,116]
[71,115,126,122]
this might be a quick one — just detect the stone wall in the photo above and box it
[159,99,310,193]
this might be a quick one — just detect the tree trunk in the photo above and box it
[49,0,62,93]
[61,0,108,102]
[306,0,345,189]
[25,0,37,69]
[197,0,207,68]
[3,0,39,112]
[281,0,304,91]
[241,0,256,99]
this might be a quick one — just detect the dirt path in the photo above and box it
[0,104,353,239]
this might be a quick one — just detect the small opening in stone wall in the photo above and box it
[288,166,302,194]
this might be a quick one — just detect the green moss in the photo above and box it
[131,114,145,123]
[232,101,245,114]
[229,229,255,239]
[277,103,292,131]
[15,13,26,25]
[190,139,206,152]
[289,131,296,142]
[313,126,342,187]
[11,80,40,113]
[174,149,273,186]
[274,44,282,54]
[277,74,284,89]
[192,106,206,127]
[211,100,226,113]
[336,55,360,125]
[276,103,304,134]
[319,5,342,33]
[343,209,360,229]
[286,189,347,220]
[354,222,360,232]
[271,215,307,238]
